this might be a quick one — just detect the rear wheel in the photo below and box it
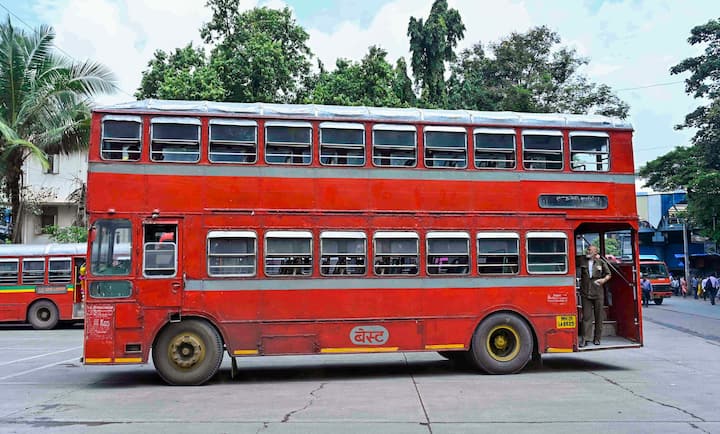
[653,298,664,305]
[468,313,533,374]
[27,300,59,330]
[153,319,224,386]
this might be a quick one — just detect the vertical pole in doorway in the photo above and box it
[683,220,690,281]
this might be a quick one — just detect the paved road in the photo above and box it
[1,311,719,434]
[642,295,720,343]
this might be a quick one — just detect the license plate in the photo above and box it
[556,315,576,329]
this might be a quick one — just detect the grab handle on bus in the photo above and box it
[171,282,181,294]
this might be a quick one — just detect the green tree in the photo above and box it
[641,18,720,241]
[448,26,629,117]
[201,3,313,103]
[0,18,116,242]
[408,0,465,107]
[393,57,416,106]
[136,44,225,101]
[42,225,88,243]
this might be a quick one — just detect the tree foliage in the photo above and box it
[42,225,88,243]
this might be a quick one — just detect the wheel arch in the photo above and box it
[26,298,59,320]
[150,314,227,354]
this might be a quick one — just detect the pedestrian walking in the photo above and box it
[671,277,680,296]
[680,276,688,298]
[707,273,719,305]
[641,275,653,307]
[690,275,698,298]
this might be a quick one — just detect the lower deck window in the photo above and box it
[0,259,19,284]
[477,233,519,274]
[527,232,567,274]
[48,258,72,283]
[22,259,45,284]
[320,232,366,275]
[426,232,469,275]
[265,231,312,276]
[374,232,419,275]
[143,224,177,278]
[207,232,256,276]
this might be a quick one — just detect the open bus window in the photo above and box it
[265,231,312,276]
[477,233,519,275]
[101,116,142,161]
[92,219,132,276]
[374,232,419,275]
[143,225,177,277]
[150,118,201,163]
[427,232,469,275]
[474,129,516,169]
[22,259,45,284]
[570,132,609,172]
[320,231,366,276]
[424,127,467,169]
[320,123,365,166]
[265,122,312,165]
[523,131,563,170]
[209,120,257,164]
[48,258,72,284]
[0,259,19,284]
[372,125,417,167]
[527,232,568,274]
[207,231,256,277]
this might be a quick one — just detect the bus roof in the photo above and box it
[0,243,86,257]
[96,99,633,131]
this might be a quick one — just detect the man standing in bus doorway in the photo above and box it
[578,245,612,347]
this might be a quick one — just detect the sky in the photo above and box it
[6,0,717,169]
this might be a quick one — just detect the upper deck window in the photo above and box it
[48,258,72,284]
[320,122,365,166]
[101,115,141,161]
[265,231,312,276]
[209,119,257,164]
[207,231,256,277]
[477,232,519,275]
[570,132,610,172]
[265,121,312,165]
[374,231,419,275]
[320,231,366,276]
[526,232,567,274]
[22,259,45,284]
[0,259,19,284]
[474,128,516,169]
[150,117,201,163]
[522,130,563,171]
[426,232,470,275]
[372,125,417,167]
[424,127,467,169]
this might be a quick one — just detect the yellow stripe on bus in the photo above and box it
[547,348,574,353]
[233,349,259,355]
[0,289,35,293]
[425,344,465,350]
[114,357,143,363]
[320,347,399,354]
[85,358,112,363]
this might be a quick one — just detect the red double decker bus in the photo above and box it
[0,243,85,329]
[83,100,643,385]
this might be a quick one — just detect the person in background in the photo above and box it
[707,273,718,305]
[670,276,680,296]
[641,274,653,307]
[690,275,698,298]
[680,276,688,298]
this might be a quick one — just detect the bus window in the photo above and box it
[527,232,568,274]
[101,116,142,161]
[372,125,417,167]
[474,128,516,169]
[571,132,609,172]
[91,219,132,276]
[265,231,312,276]
[22,259,45,284]
[0,259,19,284]
[320,123,365,166]
[426,232,469,275]
[143,225,177,277]
[150,117,201,163]
[209,119,257,164]
[207,231,257,277]
[477,232,520,275]
[265,122,312,165]
[320,231,366,276]
[374,231,419,275]
[522,130,563,171]
[424,127,467,169]
[48,258,72,283]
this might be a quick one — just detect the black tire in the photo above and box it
[467,313,533,374]
[27,300,59,330]
[654,298,664,305]
[152,319,224,386]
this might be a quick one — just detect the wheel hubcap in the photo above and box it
[168,332,205,369]
[38,308,50,321]
[486,325,521,362]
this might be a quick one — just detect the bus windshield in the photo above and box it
[640,263,668,279]
[91,219,132,275]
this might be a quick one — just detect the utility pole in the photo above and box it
[683,219,690,281]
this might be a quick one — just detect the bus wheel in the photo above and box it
[27,300,59,330]
[653,298,664,305]
[468,313,533,374]
[153,319,223,386]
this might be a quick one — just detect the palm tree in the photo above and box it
[0,17,116,242]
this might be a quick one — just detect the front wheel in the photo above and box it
[654,298,664,305]
[153,319,224,386]
[28,300,59,330]
[467,313,533,374]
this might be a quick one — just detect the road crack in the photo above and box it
[281,382,326,423]
[403,353,433,434]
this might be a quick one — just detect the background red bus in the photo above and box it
[0,243,85,329]
[84,100,643,385]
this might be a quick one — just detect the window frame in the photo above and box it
[48,257,73,284]
[426,231,470,275]
[22,258,46,284]
[373,231,420,276]
[424,126,468,169]
[207,230,258,277]
[473,128,517,170]
[569,131,610,172]
[526,231,568,274]
[476,232,520,275]
[372,124,418,168]
[319,122,366,167]
[522,130,564,171]
[264,121,313,166]
[208,119,258,164]
[150,117,201,163]
[100,115,142,162]
[320,231,367,276]
[142,239,178,279]
[0,258,19,285]
[264,230,313,277]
